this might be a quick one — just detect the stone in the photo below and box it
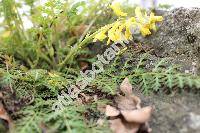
[142,7,200,75]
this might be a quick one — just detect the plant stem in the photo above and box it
[58,32,97,69]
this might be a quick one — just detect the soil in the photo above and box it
[133,88,200,133]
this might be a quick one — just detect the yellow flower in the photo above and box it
[150,22,156,31]
[93,5,163,43]
[124,18,133,40]
[107,21,121,42]
[140,27,151,36]
[107,28,122,44]
[126,17,137,38]
[107,38,111,45]
[93,30,107,42]
[110,2,127,17]
[125,28,132,40]
[149,12,163,22]
[149,12,163,31]
[93,25,112,42]
[107,30,115,42]
[135,7,145,23]
[118,23,125,32]
[137,23,151,36]
[108,29,118,42]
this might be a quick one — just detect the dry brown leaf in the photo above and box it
[109,118,140,133]
[116,95,137,110]
[129,95,141,109]
[118,78,142,109]
[79,61,89,71]
[121,106,153,123]
[109,118,127,133]
[0,102,12,129]
[106,78,153,133]
[120,78,133,95]
[106,105,120,117]
[123,122,140,133]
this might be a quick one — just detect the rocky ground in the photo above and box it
[133,88,200,133]
[143,7,200,75]
[138,7,200,133]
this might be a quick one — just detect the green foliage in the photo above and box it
[0,0,112,71]
[131,55,200,93]
[1,48,199,132]
[91,50,200,94]
[13,98,110,133]
[0,65,110,132]
[14,98,84,133]
[0,69,75,99]
[0,1,200,133]
[0,68,13,87]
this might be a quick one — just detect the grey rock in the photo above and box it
[142,7,200,74]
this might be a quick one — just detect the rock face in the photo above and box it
[134,90,200,133]
[143,7,200,74]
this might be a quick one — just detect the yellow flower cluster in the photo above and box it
[110,2,127,17]
[93,3,163,44]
